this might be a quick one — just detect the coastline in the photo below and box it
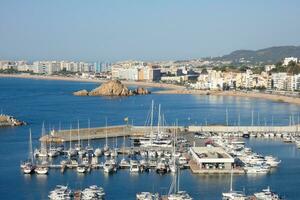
[154,89,300,105]
[0,73,184,89]
[1,73,300,105]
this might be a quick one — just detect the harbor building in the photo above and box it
[189,146,234,171]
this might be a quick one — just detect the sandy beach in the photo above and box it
[1,73,300,105]
[154,89,300,105]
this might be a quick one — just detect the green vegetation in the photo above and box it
[271,61,300,74]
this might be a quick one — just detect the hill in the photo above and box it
[216,46,300,64]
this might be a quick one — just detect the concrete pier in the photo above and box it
[39,124,300,143]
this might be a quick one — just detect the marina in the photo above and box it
[1,78,300,199]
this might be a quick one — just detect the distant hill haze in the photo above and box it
[215,46,300,64]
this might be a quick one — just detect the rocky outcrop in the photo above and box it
[89,80,130,96]
[0,114,26,127]
[73,80,151,97]
[73,89,89,96]
[133,87,150,95]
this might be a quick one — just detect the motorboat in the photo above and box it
[103,160,114,173]
[35,165,48,175]
[254,186,282,200]
[136,192,160,200]
[94,148,103,157]
[130,160,140,173]
[77,165,87,173]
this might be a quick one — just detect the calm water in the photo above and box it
[0,78,300,200]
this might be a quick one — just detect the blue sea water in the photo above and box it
[0,77,300,200]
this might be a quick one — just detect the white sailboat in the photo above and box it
[22,129,35,174]
[166,164,192,200]
[34,122,48,157]
[67,124,77,157]
[222,169,246,200]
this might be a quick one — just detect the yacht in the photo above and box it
[265,156,281,168]
[119,158,130,168]
[81,185,105,199]
[156,159,168,174]
[35,165,48,175]
[254,186,281,200]
[77,165,87,173]
[48,185,72,200]
[103,160,114,173]
[130,160,140,173]
[94,148,103,157]
[244,165,269,174]
[136,192,160,200]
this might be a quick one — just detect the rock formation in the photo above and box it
[73,89,89,96]
[73,80,150,97]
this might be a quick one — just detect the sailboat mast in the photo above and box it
[158,104,161,137]
[88,119,90,147]
[230,168,233,192]
[69,124,72,150]
[29,128,34,163]
[77,120,80,146]
[150,100,154,143]
[105,117,108,147]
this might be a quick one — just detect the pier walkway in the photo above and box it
[39,124,300,143]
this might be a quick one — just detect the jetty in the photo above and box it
[39,124,300,143]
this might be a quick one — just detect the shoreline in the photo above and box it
[0,73,184,90]
[1,73,300,105]
[154,89,300,105]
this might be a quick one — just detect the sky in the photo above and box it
[0,0,300,62]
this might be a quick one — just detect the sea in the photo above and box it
[0,77,300,200]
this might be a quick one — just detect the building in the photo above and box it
[190,147,234,170]
[283,57,298,66]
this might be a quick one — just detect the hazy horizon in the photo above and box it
[1,0,300,62]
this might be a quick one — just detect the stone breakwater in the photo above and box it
[0,114,26,127]
[73,80,150,96]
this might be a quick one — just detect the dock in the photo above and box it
[39,124,300,143]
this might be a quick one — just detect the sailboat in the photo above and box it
[34,122,48,157]
[86,119,94,153]
[103,117,110,156]
[119,134,129,168]
[76,120,86,157]
[67,124,77,157]
[166,163,192,200]
[22,129,35,174]
[222,169,246,200]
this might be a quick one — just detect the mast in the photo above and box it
[230,168,233,192]
[69,124,72,150]
[77,120,80,147]
[150,100,154,144]
[226,108,229,126]
[251,109,254,126]
[29,128,34,163]
[157,104,161,137]
[88,119,90,147]
[105,117,108,148]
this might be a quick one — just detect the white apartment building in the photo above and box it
[271,72,288,90]
[283,57,298,66]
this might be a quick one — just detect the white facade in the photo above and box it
[283,57,298,66]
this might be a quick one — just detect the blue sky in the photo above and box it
[0,0,300,61]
